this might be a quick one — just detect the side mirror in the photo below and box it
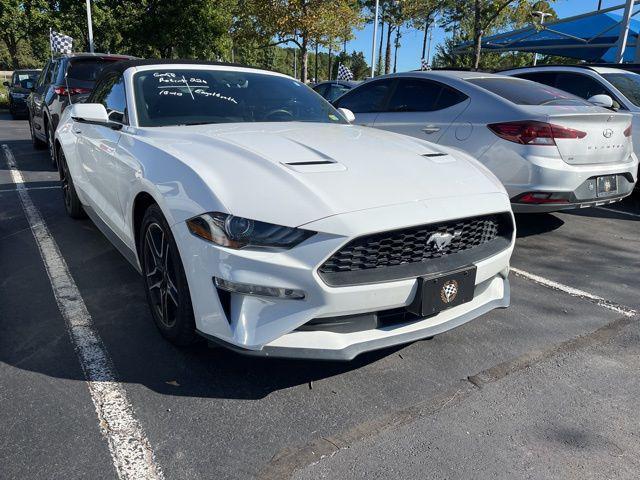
[71,103,109,124]
[587,94,614,109]
[338,107,355,123]
[2,81,9,87]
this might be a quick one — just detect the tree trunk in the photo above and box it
[328,44,332,80]
[377,17,385,75]
[300,38,308,83]
[385,25,393,75]
[314,42,318,83]
[472,0,482,70]
[393,28,400,73]
[3,35,20,69]
[421,19,429,59]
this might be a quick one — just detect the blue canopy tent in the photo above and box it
[456,0,640,63]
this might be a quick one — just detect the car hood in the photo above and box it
[136,122,507,227]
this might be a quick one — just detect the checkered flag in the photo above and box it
[337,63,354,81]
[420,58,431,71]
[50,30,73,55]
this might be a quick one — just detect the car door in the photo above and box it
[372,77,470,143]
[75,73,128,237]
[333,79,394,126]
[30,60,54,138]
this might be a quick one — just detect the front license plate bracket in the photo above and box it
[407,265,477,317]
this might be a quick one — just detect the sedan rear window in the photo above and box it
[467,77,589,106]
[67,59,120,82]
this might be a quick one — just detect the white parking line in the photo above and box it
[0,185,61,194]
[511,267,637,318]
[2,144,164,480]
[597,206,640,219]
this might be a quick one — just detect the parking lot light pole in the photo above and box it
[86,0,94,53]
[531,11,551,66]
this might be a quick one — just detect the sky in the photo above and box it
[341,0,628,73]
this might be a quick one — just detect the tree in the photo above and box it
[437,0,556,70]
[245,0,363,83]
[0,0,48,68]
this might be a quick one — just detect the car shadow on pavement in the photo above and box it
[514,213,565,238]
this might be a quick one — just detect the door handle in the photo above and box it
[421,125,440,134]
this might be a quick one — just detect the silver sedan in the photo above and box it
[334,71,638,212]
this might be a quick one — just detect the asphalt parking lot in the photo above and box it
[1,112,639,479]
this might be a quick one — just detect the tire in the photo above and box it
[46,120,57,167]
[29,114,46,149]
[140,204,197,346]
[58,150,86,219]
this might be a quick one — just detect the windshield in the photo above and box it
[13,71,39,84]
[467,77,590,106]
[602,72,640,107]
[133,69,346,127]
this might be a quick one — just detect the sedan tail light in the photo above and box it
[488,121,586,146]
[54,86,92,96]
[624,123,632,137]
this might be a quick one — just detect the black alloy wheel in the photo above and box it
[141,205,197,346]
[58,150,85,219]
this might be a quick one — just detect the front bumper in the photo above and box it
[9,97,29,114]
[173,193,514,360]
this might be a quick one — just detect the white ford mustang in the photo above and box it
[54,60,515,360]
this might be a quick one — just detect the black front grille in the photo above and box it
[319,213,513,286]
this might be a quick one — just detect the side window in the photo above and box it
[326,84,351,102]
[387,78,443,112]
[555,73,609,99]
[514,71,558,88]
[36,61,51,88]
[47,61,58,84]
[92,75,127,124]
[434,86,468,110]
[313,84,328,97]
[334,80,393,113]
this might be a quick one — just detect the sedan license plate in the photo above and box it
[596,175,618,197]
[408,266,477,317]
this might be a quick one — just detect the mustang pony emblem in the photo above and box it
[427,231,462,251]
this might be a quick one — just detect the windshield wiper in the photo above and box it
[181,121,220,126]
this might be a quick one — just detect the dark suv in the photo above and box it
[27,53,136,165]
[3,69,41,118]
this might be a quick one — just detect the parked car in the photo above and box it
[54,60,515,360]
[3,69,40,118]
[27,52,136,165]
[500,65,640,188]
[334,71,638,212]
[312,80,359,102]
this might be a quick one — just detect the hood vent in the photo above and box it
[285,160,336,166]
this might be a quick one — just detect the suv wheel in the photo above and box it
[30,115,46,149]
[46,122,56,167]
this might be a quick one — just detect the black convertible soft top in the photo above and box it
[97,58,256,80]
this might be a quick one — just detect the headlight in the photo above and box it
[186,212,315,249]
